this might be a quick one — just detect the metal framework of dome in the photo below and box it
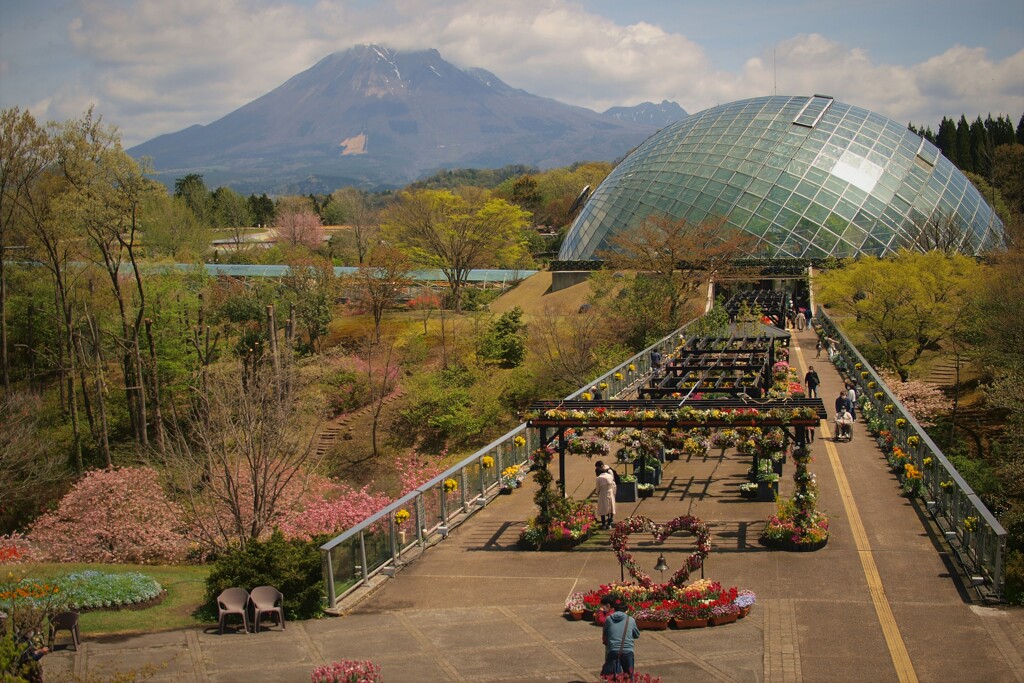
[559,95,1005,260]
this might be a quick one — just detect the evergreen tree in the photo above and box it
[956,116,973,173]
[247,193,275,227]
[970,116,993,178]
[1016,114,1024,145]
[937,117,959,166]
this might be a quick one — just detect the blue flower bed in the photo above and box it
[51,570,164,610]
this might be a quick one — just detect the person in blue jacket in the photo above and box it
[601,599,640,677]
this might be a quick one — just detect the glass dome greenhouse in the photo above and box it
[559,95,1005,260]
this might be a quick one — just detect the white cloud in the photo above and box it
[22,0,1024,146]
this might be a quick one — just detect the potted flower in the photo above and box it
[443,478,459,494]
[733,589,756,618]
[500,466,523,493]
[739,482,758,499]
[708,601,741,626]
[312,661,383,683]
[637,483,655,498]
[481,455,495,469]
[633,604,673,629]
[564,592,586,620]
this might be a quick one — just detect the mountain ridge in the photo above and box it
[129,45,688,193]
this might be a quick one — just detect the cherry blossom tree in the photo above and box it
[28,467,187,563]
[277,207,325,248]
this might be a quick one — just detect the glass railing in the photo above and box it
[815,307,1006,601]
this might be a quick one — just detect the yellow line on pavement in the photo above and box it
[793,341,919,683]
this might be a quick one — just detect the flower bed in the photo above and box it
[4,570,164,612]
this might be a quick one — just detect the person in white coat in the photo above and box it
[595,461,617,530]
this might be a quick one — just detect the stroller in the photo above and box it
[834,417,853,442]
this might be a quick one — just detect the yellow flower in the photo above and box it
[628,364,636,372]
[599,382,608,390]
[481,456,495,469]
[513,435,526,447]
[614,372,624,381]
[443,478,459,493]
[395,509,410,525]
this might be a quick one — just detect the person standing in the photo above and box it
[601,600,640,678]
[796,310,806,331]
[595,461,617,530]
[815,339,823,358]
[804,366,820,399]
[846,384,857,420]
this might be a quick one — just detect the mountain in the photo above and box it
[128,45,681,194]
[602,100,689,127]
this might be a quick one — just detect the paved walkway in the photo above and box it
[44,328,1024,682]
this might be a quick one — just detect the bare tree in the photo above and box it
[161,362,323,552]
[530,306,608,389]
[911,211,970,254]
[346,246,413,342]
[601,214,755,324]
[357,334,401,459]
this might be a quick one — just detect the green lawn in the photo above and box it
[1,563,211,635]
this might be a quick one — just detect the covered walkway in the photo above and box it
[44,327,1024,682]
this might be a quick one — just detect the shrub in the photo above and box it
[202,530,325,620]
[1005,550,1024,606]
[28,467,187,564]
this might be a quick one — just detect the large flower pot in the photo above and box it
[615,482,638,503]
[672,617,708,629]
[709,613,739,626]
[757,480,778,502]
[566,611,584,621]
[636,619,669,630]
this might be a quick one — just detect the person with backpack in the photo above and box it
[804,366,820,399]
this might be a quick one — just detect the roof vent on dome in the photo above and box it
[793,95,834,128]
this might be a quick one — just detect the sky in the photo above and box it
[1,0,1022,148]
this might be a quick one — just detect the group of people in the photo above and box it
[787,307,809,331]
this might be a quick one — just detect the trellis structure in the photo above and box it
[640,332,788,400]
[524,398,827,496]
[723,290,791,328]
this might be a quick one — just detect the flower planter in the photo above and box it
[672,617,708,629]
[738,605,753,619]
[615,481,638,503]
[638,487,654,499]
[636,619,669,630]
[566,611,584,621]
[709,613,739,626]
[756,480,778,502]
[499,487,513,495]
[739,487,758,499]
[760,535,829,552]
[664,449,680,462]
